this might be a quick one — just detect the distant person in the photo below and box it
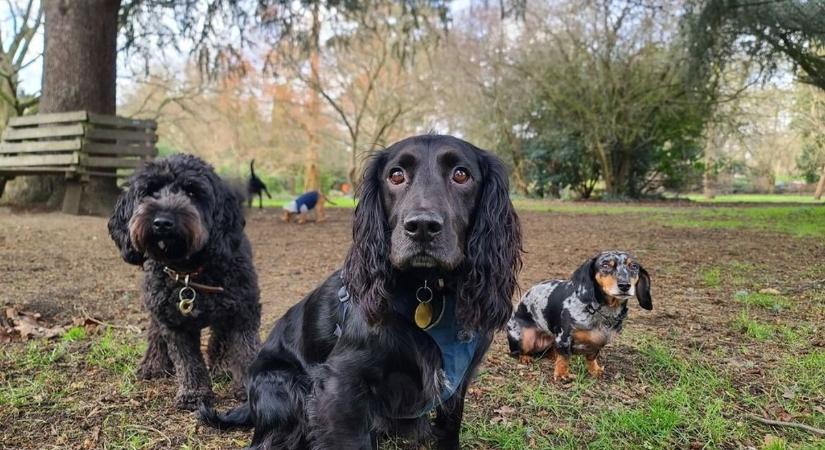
[282,190,332,224]
[247,159,271,209]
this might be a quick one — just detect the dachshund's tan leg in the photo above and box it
[586,354,604,378]
[519,327,555,365]
[553,354,576,383]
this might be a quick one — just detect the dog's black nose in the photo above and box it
[618,283,631,292]
[152,216,174,233]
[403,213,443,241]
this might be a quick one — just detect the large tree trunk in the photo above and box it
[5,0,121,214]
[703,155,716,199]
[815,165,825,200]
[302,4,321,194]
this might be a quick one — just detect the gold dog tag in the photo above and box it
[415,302,433,329]
[178,286,197,316]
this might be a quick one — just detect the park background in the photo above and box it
[0,1,823,450]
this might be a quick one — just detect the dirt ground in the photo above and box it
[1,205,823,449]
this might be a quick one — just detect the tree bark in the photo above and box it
[703,156,716,199]
[302,3,322,194]
[5,0,121,214]
[815,165,825,200]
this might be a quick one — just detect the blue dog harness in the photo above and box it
[336,285,479,417]
[295,191,320,211]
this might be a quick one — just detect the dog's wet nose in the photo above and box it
[618,283,631,293]
[403,213,443,241]
[152,216,174,233]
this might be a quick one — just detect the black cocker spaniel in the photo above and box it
[199,134,523,450]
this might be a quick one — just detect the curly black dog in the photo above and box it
[108,154,261,410]
[199,134,523,450]
[248,159,271,209]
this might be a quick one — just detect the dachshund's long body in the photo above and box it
[200,135,522,450]
[507,251,651,382]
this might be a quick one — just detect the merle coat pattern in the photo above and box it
[199,135,523,450]
[507,251,651,382]
[108,154,261,409]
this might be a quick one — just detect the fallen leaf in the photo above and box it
[494,405,517,416]
[763,434,781,446]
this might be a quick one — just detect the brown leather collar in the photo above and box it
[163,266,225,294]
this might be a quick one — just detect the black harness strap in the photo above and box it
[335,285,350,338]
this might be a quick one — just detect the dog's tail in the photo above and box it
[201,345,312,449]
[250,159,257,177]
[198,401,253,429]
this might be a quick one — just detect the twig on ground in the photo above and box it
[80,308,142,334]
[748,414,825,436]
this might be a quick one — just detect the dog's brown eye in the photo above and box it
[389,168,405,185]
[630,263,639,271]
[452,168,470,184]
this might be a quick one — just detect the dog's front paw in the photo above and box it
[586,361,604,378]
[137,363,174,380]
[175,390,215,411]
[553,370,576,383]
[518,354,534,365]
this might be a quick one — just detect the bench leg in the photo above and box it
[62,179,83,215]
[0,177,7,199]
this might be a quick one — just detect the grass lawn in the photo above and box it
[3,199,824,449]
[680,193,824,204]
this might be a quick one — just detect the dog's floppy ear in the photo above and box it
[458,149,523,331]
[572,256,597,294]
[108,178,146,266]
[636,266,652,310]
[342,151,392,324]
[215,174,245,232]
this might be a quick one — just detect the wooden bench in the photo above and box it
[0,111,157,214]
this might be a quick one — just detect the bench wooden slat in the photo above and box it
[2,124,86,141]
[0,166,77,174]
[84,156,143,169]
[0,153,79,168]
[85,142,156,157]
[87,113,157,130]
[7,111,88,127]
[0,139,83,154]
[83,169,132,178]
[86,128,157,143]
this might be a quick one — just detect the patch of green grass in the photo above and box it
[733,311,776,340]
[735,291,791,312]
[87,330,145,395]
[513,198,675,215]
[0,343,70,410]
[670,206,825,238]
[87,330,144,376]
[101,413,157,450]
[590,342,740,449]
[62,326,87,342]
[22,341,68,368]
[774,351,825,428]
[258,195,356,209]
[681,193,825,204]
[700,266,722,288]
[462,421,553,450]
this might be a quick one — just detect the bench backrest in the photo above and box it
[0,111,157,178]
